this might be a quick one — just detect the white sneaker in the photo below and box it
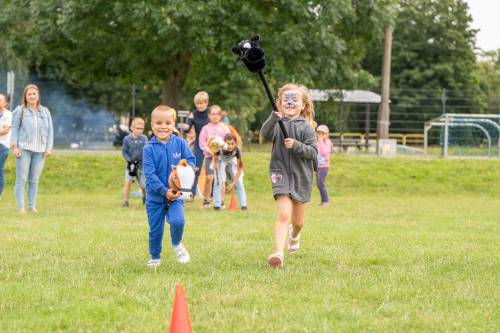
[288,224,300,255]
[147,259,161,269]
[173,244,190,264]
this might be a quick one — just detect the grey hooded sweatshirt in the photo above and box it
[260,112,318,203]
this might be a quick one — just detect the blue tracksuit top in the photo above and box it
[143,135,196,203]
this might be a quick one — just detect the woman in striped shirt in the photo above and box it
[11,84,54,214]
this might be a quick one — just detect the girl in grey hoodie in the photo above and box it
[260,83,318,269]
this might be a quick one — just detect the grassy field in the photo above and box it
[1,150,499,332]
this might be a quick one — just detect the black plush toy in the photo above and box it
[127,161,139,177]
[232,35,288,138]
[231,35,266,73]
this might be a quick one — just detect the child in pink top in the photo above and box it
[198,105,230,208]
[316,125,333,206]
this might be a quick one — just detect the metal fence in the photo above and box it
[2,69,499,156]
[313,88,500,157]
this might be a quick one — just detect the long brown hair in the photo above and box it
[22,84,41,108]
[276,83,315,127]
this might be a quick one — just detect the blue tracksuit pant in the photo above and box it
[146,199,185,260]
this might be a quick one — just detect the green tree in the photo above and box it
[362,0,482,132]
[365,0,478,91]
[474,50,500,114]
[1,0,392,132]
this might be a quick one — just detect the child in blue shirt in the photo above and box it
[143,105,196,269]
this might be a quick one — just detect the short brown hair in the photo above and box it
[224,133,236,142]
[0,94,9,105]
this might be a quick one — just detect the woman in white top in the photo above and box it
[0,93,12,198]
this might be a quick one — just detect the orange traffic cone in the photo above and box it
[229,190,237,212]
[169,284,192,333]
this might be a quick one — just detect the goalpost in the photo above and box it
[424,113,500,158]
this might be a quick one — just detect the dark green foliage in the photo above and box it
[0,0,390,132]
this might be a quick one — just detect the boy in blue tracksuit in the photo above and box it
[143,105,196,269]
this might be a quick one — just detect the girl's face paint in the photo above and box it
[280,89,304,119]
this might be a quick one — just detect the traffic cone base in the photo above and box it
[169,284,192,333]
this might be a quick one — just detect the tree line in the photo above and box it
[1,0,498,133]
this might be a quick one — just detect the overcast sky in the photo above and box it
[466,0,500,51]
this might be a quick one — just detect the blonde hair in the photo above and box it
[209,104,222,115]
[131,117,145,127]
[194,91,209,104]
[151,105,176,119]
[22,84,41,108]
[277,83,315,127]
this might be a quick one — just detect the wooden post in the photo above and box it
[365,104,370,150]
[377,25,393,140]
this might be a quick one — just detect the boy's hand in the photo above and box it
[284,138,294,149]
[166,189,180,201]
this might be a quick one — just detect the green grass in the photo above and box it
[1,151,499,332]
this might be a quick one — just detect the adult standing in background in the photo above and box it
[0,93,12,199]
[11,84,54,213]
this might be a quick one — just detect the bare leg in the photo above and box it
[221,182,226,204]
[123,180,132,201]
[290,201,306,238]
[203,175,213,200]
[274,196,293,253]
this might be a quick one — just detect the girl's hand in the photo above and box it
[284,138,294,149]
[12,147,21,158]
[44,150,52,157]
[274,111,284,119]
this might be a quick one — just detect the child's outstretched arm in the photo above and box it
[183,112,194,132]
[142,145,168,198]
[291,125,318,160]
[259,112,281,141]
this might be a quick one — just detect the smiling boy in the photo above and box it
[142,106,196,268]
